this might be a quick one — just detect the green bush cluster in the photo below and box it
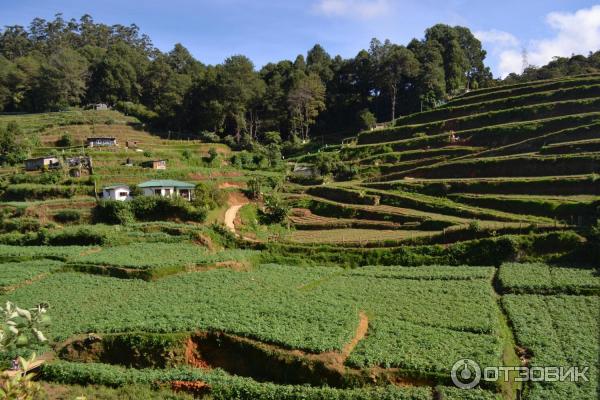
[266,231,586,267]
[93,197,207,225]
[53,209,83,224]
[1,184,86,201]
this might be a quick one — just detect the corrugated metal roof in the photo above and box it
[103,184,130,190]
[137,180,195,188]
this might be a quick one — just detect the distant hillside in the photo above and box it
[283,74,600,247]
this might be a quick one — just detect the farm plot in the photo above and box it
[0,245,95,262]
[287,228,435,244]
[499,263,600,294]
[0,259,64,292]
[3,264,503,384]
[67,242,259,279]
[503,295,599,400]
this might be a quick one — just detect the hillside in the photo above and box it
[283,74,600,247]
[0,76,598,400]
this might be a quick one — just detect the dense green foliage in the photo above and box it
[40,362,433,400]
[0,259,64,291]
[0,14,493,141]
[67,242,258,278]
[93,197,207,224]
[498,263,600,294]
[503,295,599,399]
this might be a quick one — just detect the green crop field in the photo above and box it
[0,17,599,399]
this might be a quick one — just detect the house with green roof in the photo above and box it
[137,180,196,200]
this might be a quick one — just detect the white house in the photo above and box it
[102,185,131,201]
[86,137,117,147]
[137,180,195,201]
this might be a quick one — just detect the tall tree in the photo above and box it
[219,55,265,141]
[288,73,326,141]
[377,45,419,120]
[36,47,88,110]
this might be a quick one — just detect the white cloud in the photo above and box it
[475,29,519,48]
[313,0,390,19]
[485,5,600,78]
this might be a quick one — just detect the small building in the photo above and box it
[142,160,167,170]
[102,185,131,201]
[125,140,139,148]
[292,163,319,178]
[87,103,109,111]
[24,156,60,171]
[138,180,195,201]
[86,137,117,148]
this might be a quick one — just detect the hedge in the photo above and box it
[397,83,600,126]
[40,361,433,400]
[384,154,600,181]
[358,97,600,144]
[448,75,600,106]
[264,231,587,268]
[367,175,600,197]
[306,186,380,206]
[1,184,86,201]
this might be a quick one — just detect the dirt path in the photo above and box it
[342,312,369,359]
[224,191,250,233]
[224,204,244,232]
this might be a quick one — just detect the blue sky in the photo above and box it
[2,0,600,77]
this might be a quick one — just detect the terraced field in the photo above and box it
[0,75,598,400]
[287,75,600,247]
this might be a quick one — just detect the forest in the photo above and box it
[1,14,600,145]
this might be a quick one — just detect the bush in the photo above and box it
[198,131,221,143]
[92,200,134,225]
[358,109,377,130]
[193,182,227,210]
[2,184,78,201]
[0,217,41,233]
[130,196,206,223]
[261,194,290,224]
[56,133,74,147]
[54,210,82,223]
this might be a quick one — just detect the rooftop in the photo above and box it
[103,184,130,190]
[137,180,195,189]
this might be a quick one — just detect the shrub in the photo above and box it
[198,130,221,143]
[56,133,74,147]
[54,210,82,223]
[261,194,290,224]
[193,182,227,210]
[130,196,206,223]
[92,200,134,225]
[246,177,262,200]
[2,184,78,201]
[358,109,377,130]
[0,217,41,233]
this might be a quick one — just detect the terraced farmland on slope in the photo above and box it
[286,75,600,247]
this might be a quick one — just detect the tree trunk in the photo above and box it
[390,83,397,121]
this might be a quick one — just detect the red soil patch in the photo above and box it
[184,338,210,369]
[219,181,245,189]
[170,380,210,395]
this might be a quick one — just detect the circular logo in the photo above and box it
[451,358,481,389]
